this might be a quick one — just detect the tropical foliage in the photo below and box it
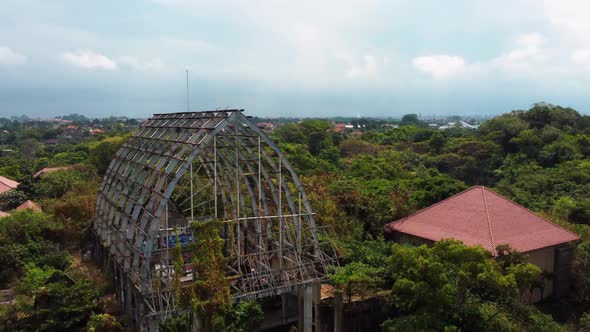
[1,103,590,330]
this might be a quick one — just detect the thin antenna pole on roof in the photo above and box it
[186,69,190,112]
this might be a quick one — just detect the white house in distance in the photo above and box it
[438,121,480,130]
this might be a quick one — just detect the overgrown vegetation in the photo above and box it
[0,118,125,331]
[168,220,238,331]
[270,103,590,330]
[0,210,103,331]
[385,240,544,331]
[1,103,590,330]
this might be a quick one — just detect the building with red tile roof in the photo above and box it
[0,175,19,194]
[256,122,274,132]
[89,128,105,135]
[386,186,579,254]
[0,211,10,218]
[34,166,72,178]
[333,123,346,132]
[15,200,42,212]
[386,186,580,301]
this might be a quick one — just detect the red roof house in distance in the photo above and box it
[256,122,274,132]
[386,186,580,301]
[0,175,19,194]
[34,166,73,178]
[89,128,105,136]
[15,200,42,212]
[333,123,346,132]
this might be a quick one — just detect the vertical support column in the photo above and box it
[105,252,112,277]
[94,237,100,263]
[257,136,263,251]
[192,313,202,332]
[303,286,313,332]
[278,158,283,269]
[281,293,288,325]
[190,162,194,222]
[235,116,240,220]
[147,317,160,332]
[125,276,133,317]
[257,136,264,270]
[214,136,218,219]
[298,287,304,332]
[164,203,172,310]
[334,289,343,332]
[297,192,302,255]
[234,116,242,266]
[314,283,322,332]
[119,267,125,312]
[257,136,262,214]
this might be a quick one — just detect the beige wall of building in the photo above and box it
[523,246,555,303]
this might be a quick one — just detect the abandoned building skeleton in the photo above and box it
[93,110,336,331]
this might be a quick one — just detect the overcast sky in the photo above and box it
[1,0,590,118]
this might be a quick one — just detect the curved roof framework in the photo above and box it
[94,110,335,322]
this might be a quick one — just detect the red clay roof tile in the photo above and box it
[0,175,19,194]
[386,186,580,254]
[15,200,42,212]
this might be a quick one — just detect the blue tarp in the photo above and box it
[166,234,194,248]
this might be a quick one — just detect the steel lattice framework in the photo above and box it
[93,110,335,329]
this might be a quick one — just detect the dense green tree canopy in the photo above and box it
[384,241,555,332]
[1,103,590,330]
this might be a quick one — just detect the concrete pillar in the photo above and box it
[192,313,202,332]
[313,283,322,332]
[281,293,288,325]
[145,318,159,332]
[303,286,313,332]
[334,289,343,332]
[105,254,112,276]
[118,268,125,308]
[94,238,99,262]
[125,276,133,316]
[298,287,304,331]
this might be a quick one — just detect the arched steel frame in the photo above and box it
[93,110,336,328]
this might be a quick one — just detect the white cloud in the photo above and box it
[535,1,590,78]
[118,56,165,72]
[572,50,590,70]
[413,55,465,79]
[151,0,386,86]
[543,0,590,45]
[489,33,547,74]
[345,55,390,79]
[517,33,545,49]
[412,33,551,81]
[0,46,27,65]
[149,0,590,86]
[61,50,117,70]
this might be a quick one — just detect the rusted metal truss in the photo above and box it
[93,110,337,327]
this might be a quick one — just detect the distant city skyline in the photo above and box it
[2,112,494,122]
[1,0,589,118]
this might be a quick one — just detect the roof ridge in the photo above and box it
[481,186,496,252]
[388,186,483,226]
[387,185,580,253]
[480,187,581,240]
